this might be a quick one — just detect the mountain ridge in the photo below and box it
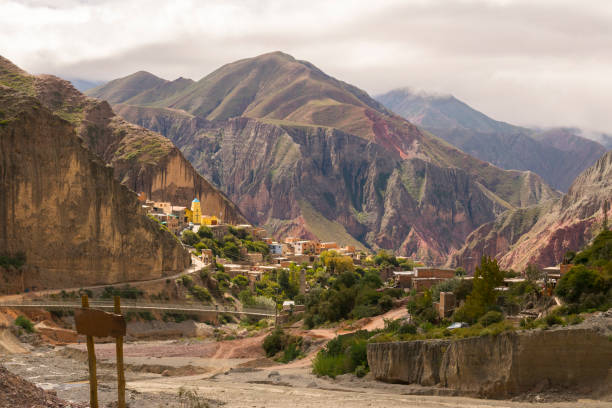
[376,88,608,191]
[98,52,558,263]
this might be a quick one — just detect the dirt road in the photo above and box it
[0,256,206,303]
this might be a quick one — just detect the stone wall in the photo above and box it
[368,327,612,398]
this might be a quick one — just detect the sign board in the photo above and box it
[75,308,126,338]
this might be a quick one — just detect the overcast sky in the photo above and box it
[2,0,612,133]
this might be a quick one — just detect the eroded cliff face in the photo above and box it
[0,86,190,290]
[116,110,512,262]
[452,150,612,271]
[26,70,246,224]
[368,327,612,398]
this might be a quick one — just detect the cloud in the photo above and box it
[1,0,611,132]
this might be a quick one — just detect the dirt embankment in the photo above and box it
[368,313,612,399]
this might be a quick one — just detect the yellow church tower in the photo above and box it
[190,198,202,224]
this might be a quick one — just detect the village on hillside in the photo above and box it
[141,194,579,320]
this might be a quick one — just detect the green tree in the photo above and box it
[181,230,199,246]
[197,225,213,239]
[232,275,249,289]
[555,265,607,304]
[223,241,241,260]
[454,256,504,322]
[524,264,543,283]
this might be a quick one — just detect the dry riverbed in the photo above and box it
[1,342,610,408]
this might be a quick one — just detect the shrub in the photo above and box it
[100,285,143,300]
[544,314,563,327]
[0,252,26,269]
[181,230,199,246]
[564,314,583,325]
[377,295,394,313]
[355,364,368,378]
[312,354,348,378]
[232,275,249,289]
[181,275,194,288]
[555,265,607,304]
[191,285,212,302]
[478,311,503,327]
[397,323,417,334]
[15,315,34,333]
[197,226,213,239]
[263,329,284,357]
[278,342,301,363]
[312,331,373,377]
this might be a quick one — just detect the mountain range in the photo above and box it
[452,149,612,271]
[376,88,608,192]
[87,51,558,263]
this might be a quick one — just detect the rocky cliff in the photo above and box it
[97,52,558,263]
[368,325,612,398]
[452,149,612,271]
[0,55,246,225]
[0,85,190,290]
[376,88,607,191]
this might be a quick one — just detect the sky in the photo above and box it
[2,0,612,133]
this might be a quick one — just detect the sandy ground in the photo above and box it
[1,306,610,407]
[2,347,610,408]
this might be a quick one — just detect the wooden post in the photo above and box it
[114,296,126,408]
[81,295,98,408]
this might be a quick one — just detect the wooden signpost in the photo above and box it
[76,295,127,408]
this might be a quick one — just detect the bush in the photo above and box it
[312,354,348,378]
[544,314,563,327]
[355,364,368,378]
[181,230,199,246]
[555,265,608,304]
[100,285,143,300]
[478,311,503,327]
[278,342,301,363]
[377,295,394,313]
[181,275,194,288]
[0,252,26,269]
[191,285,212,302]
[397,323,417,334]
[312,331,373,377]
[263,329,284,357]
[197,226,213,239]
[15,315,34,333]
[564,314,583,325]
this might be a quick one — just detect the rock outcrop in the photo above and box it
[0,55,246,225]
[368,327,612,398]
[0,85,190,290]
[452,149,612,271]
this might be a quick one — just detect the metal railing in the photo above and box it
[0,300,275,317]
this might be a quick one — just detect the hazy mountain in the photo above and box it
[66,78,105,92]
[376,88,607,191]
[89,51,558,263]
